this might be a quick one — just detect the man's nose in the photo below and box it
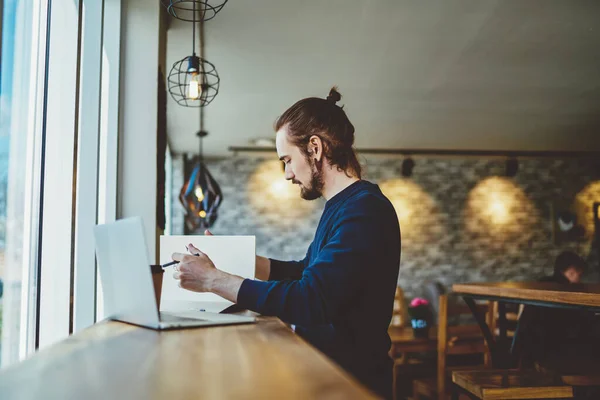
[284,166,294,180]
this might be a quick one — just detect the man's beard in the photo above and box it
[296,158,324,201]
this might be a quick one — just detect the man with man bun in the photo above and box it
[172,88,401,398]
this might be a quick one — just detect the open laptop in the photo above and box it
[93,217,255,330]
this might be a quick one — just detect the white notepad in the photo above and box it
[160,235,256,313]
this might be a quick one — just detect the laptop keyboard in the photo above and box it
[160,312,207,323]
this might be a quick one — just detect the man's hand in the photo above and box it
[172,242,245,303]
[172,243,219,293]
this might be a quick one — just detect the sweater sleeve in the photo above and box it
[268,258,306,281]
[268,243,312,281]
[237,197,383,326]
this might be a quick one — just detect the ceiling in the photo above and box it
[165,0,600,157]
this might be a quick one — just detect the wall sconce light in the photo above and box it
[489,194,510,225]
[401,158,415,177]
[506,157,519,177]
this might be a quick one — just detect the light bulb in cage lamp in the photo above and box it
[168,56,220,107]
[187,56,201,100]
[188,75,201,100]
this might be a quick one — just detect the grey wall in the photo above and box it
[170,154,600,298]
[119,0,160,262]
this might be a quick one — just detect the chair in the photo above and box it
[412,294,492,400]
[422,280,447,325]
[491,301,522,338]
[392,286,434,399]
[451,302,580,400]
[451,369,573,399]
[391,285,410,329]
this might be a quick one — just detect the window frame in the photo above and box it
[95,0,121,323]
[37,0,82,349]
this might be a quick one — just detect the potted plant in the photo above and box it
[408,297,431,338]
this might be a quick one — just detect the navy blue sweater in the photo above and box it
[237,180,401,398]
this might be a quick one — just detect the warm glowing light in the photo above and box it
[198,210,207,218]
[471,179,515,226]
[391,198,413,222]
[195,187,204,202]
[380,179,425,228]
[269,179,294,199]
[465,176,538,241]
[379,178,444,244]
[188,75,200,99]
[489,196,509,225]
[248,160,317,223]
[575,180,600,240]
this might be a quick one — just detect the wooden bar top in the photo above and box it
[452,282,600,309]
[0,317,376,400]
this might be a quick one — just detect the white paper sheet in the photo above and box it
[159,235,255,313]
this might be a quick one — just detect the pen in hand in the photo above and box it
[160,260,179,269]
[161,245,200,269]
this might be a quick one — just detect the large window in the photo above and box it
[0,0,121,366]
[0,0,47,366]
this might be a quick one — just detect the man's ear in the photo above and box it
[308,135,323,162]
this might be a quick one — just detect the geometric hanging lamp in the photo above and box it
[179,117,223,231]
[162,0,228,22]
[168,58,220,107]
[167,2,220,107]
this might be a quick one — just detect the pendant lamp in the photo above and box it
[167,1,220,107]
[162,0,228,22]
[179,110,223,231]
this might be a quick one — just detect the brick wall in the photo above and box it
[170,154,600,298]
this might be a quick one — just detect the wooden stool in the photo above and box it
[451,369,573,399]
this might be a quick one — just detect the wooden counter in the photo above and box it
[0,317,376,399]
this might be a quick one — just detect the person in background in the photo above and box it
[171,87,401,399]
[540,250,586,284]
[518,251,592,367]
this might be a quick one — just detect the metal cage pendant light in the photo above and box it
[167,2,220,107]
[162,0,228,22]
[179,108,223,231]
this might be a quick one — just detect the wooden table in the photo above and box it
[453,282,600,310]
[452,282,600,368]
[0,318,376,399]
